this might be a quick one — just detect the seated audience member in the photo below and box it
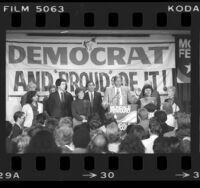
[43,85,56,113]
[35,113,48,127]
[165,86,183,113]
[179,137,190,153]
[20,81,37,107]
[128,125,147,140]
[142,117,162,154]
[137,108,150,135]
[89,117,102,131]
[176,113,190,129]
[45,118,59,133]
[28,125,44,137]
[25,130,61,153]
[103,112,117,127]
[15,132,31,154]
[153,137,180,153]
[162,102,176,129]
[176,127,190,141]
[71,87,90,128]
[72,124,91,153]
[10,111,25,140]
[119,135,145,153]
[22,91,43,128]
[88,133,108,153]
[175,113,190,141]
[154,110,174,135]
[106,122,121,153]
[58,117,73,128]
[54,126,74,153]
[6,121,18,153]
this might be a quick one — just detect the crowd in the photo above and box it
[5,75,190,154]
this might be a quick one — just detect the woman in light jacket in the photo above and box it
[22,91,43,129]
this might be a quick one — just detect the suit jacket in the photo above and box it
[10,124,22,140]
[47,91,73,119]
[103,86,136,106]
[84,91,103,116]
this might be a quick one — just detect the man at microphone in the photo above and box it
[102,75,137,109]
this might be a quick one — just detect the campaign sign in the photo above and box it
[109,105,137,124]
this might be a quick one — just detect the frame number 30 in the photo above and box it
[100,172,115,179]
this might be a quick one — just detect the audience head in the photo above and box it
[153,137,180,153]
[119,135,145,153]
[26,91,39,104]
[154,110,167,123]
[75,87,85,100]
[86,80,95,92]
[104,112,117,126]
[176,127,190,140]
[73,124,90,149]
[106,122,120,143]
[179,138,190,153]
[28,125,44,137]
[45,118,59,132]
[138,108,149,121]
[177,113,190,129]
[36,113,47,126]
[149,117,162,136]
[55,78,66,92]
[54,126,73,147]
[128,125,146,140]
[15,132,31,153]
[58,117,73,128]
[167,86,176,98]
[89,133,108,153]
[25,130,61,153]
[162,102,173,115]
[13,111,25,126]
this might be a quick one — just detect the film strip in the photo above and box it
[0,2,199,181]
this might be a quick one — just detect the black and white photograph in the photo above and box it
[5,30,191,154]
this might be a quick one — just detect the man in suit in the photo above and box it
[84,81,103,120]
[47,79,73,119]
[10,111,25,140]
[102,75,137,109]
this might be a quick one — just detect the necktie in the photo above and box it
[116,88,120,105]
[61,92,65,103]
[90,92,94,108]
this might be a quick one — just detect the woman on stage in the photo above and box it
[71,87,91,128]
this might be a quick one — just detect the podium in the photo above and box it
[109,104,138,125]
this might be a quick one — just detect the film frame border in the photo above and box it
[0,2,199,181]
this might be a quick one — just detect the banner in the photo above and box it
[175,35,191,83]
[6,35,175,121]
[7,69,173,97]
